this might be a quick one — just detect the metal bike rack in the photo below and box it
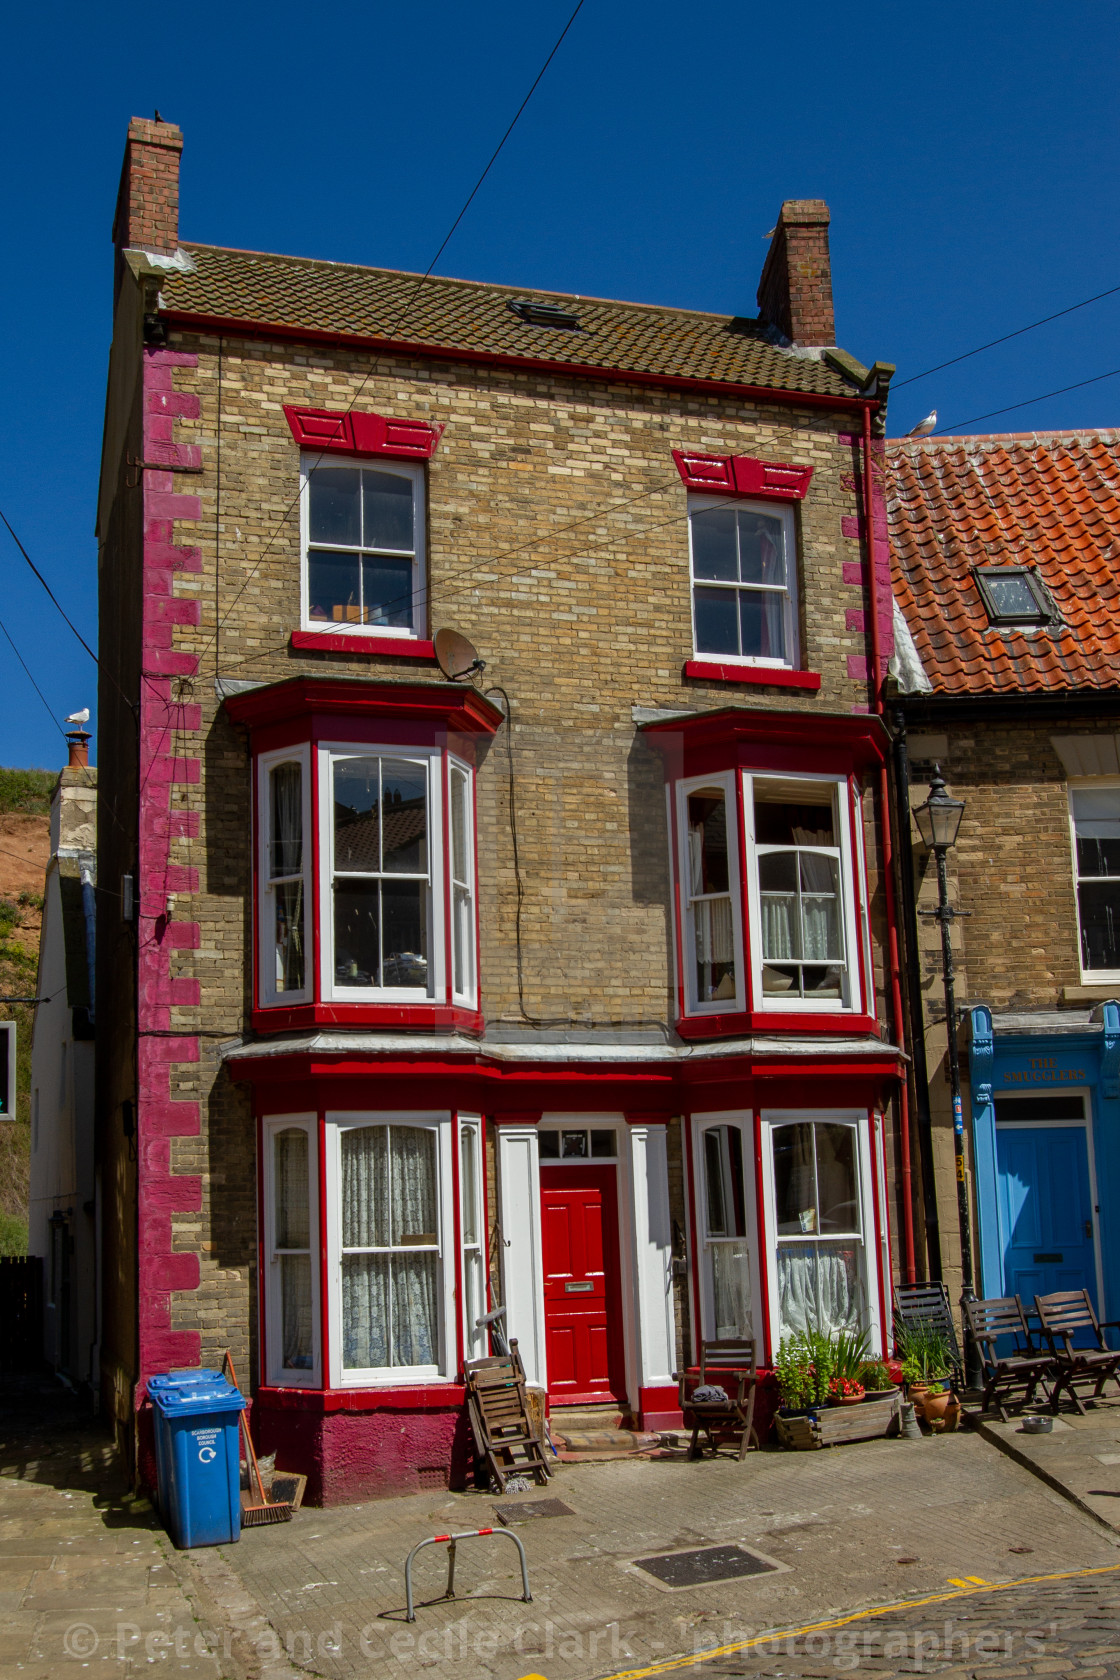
[404,1526,532,1622]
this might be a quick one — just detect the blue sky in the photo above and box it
[2,0,1118,768]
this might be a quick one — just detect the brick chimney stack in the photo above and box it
[756,200,835,347]
[112,116,182,253]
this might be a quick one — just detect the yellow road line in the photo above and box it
[590,1560,1120,1680]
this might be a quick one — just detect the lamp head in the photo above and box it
[913,765,965,852]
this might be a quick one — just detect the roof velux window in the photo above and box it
[975,566,1052,627]
[507,298,581,329]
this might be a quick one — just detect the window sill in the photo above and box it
[676,1009,884,1041]
[250,1001,485,1035]
[683,659,821,690]
[291,630,437,660]
[255,1383,466,1413]
[1062,984,1120,1003]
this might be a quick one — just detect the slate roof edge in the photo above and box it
[162,306,875,410]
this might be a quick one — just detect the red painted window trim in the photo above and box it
[290,630,436,660]
[684,659,821,691]
[283,404,444,460]
[672,449,813,501]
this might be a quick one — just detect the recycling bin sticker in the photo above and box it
[191,1427,221,1464]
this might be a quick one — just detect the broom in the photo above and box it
[222,1351,293,1526]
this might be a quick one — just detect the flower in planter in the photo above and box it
[828,1376,866,1403]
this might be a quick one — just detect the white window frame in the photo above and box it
[262,1114,321,1388]
[743,770,862,1014]
[690,1111,761,1347]
[687,493,800,669]
[324,1111,456,1388]
[257,744,313,1008]
[299,454,426,641]
[459,1115,488,1364]
[1068,779,1120,983]
[758,1109,881,1355]
[674,770,746,1018]
[318,742,447,1004]
[448,754,477,1007]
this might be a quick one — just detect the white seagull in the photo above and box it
[64,708,90,727]
[907,410,938,437]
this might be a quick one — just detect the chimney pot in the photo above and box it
[113,115,183,254]
[66,731,90,770]
[756,199,835,347]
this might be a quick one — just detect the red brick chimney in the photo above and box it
[756,200,835,347]
[112,116,182,253]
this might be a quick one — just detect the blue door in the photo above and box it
[996,1125,1097,1316]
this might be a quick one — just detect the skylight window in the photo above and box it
[975,567,1053,627]
[507,298,581,329]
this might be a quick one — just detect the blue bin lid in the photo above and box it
[151,1375,246,1416]
[149,1368,224,1394]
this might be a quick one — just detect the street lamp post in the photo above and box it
[914,767,980,1388]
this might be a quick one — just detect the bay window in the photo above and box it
[694,1116,756,1342]
[258,748,312,1006]
[676,774,744,1015]
[329,753,433,995]
[263,1117,319,1386]
[766,1115,869,1342]
[746,775,856,1008]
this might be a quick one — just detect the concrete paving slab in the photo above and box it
[973,1397,1120,1532]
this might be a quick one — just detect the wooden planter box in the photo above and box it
[773,1393,900,1450]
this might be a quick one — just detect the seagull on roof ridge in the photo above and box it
[908,410,938,437]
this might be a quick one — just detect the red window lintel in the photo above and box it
[284,404,445,460]
[672,449,813,501]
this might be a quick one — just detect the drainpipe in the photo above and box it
[862,400,917,1285]
[891,711,943,1278]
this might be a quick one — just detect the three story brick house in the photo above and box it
[98,116,908,1502]
[888,430,1120,1324]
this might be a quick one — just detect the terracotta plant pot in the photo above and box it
[831,1390,866,1407]
[918,1388,955,1423]
[907,1383,930,1407]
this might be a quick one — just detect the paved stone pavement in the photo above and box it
[3,1377,1120,1680]
[975,1396,1120,1533]
[217,1429,1120,1680]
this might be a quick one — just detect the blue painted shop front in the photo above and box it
[969,1004,1120,1320]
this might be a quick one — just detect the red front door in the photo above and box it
[541,1165,627,1404]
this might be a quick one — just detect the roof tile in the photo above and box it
[887,432,1120,695]
[155,243,858,401]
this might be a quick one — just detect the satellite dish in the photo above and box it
[434,627,484,682]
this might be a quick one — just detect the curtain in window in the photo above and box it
[777,1242,862,1339]
[799,853,841,960]
[694,897,733,966]
[274,1128,312,1370]
[271,764,303,874]
[710,1242,751,1338]
[340,1126,439,1369]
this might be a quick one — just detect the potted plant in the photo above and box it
[775,1335,814,1415]
[919,1380,960,1429]
[858,1360,897,1400]
[829,1375,866,1406]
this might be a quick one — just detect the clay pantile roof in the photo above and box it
[887,431,1120,696]
[158,243,859,400]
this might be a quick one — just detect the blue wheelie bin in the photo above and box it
[151,1372,247,1547]
[148,1370,221,1519]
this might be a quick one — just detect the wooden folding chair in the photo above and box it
[1034,1290,1120,1415]
[674,1339,759,1461]
[463,1338,552,1493]
[894,1281,965,1387]
[963,1295,1054,1421]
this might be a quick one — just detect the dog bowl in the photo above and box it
[1020,1415,1053,1434]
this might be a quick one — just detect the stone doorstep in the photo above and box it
[549,1427,661,1455]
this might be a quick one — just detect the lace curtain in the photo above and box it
[777,1242,862,1339]
[341,1126,439,1370]
[710,1241,751,1339]
[274,1128,312,1370]
[760,851,840,962]
[270,764,304,991]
